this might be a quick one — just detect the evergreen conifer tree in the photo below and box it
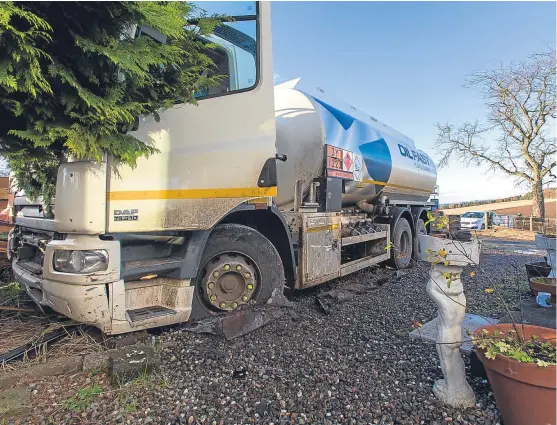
[0,1,221,202]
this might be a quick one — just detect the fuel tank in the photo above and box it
[274,78,437,210]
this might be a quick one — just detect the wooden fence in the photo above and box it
[493,214,556,232]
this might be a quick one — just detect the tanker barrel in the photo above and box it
[274,83,438,211]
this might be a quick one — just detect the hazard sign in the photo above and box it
[343,151,354,172]
[325,145,355,180]
[352,154,363,182]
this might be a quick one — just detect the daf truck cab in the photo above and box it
[9,2,437,334]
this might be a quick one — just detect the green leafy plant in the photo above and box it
[425,210,448,232]
[441,271,460,288]
[124,398,138,413]
[62,384,103,412]
[425,247,452,270]
[473,328,556,367]
[0,1,224,203]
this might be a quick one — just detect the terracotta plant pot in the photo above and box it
[529,277,556,298]
[525,262,552,296]
[474,324,556,425]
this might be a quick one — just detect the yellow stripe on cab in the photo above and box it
[107,187,277,201]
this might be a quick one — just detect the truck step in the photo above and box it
[127,306,176,322]
[122,257,182,280]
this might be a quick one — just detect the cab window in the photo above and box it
[192,1,258,98]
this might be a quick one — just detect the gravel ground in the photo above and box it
[13,246,551,425]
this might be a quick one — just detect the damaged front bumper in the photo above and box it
[11,232,121,333]
[13,261,115,330]
[10,228,196,334]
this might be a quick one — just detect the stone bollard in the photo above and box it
[418,234,481,408]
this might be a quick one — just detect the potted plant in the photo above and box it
[525,261,552,297]
[528,276,556,303]
[473,324,556,425]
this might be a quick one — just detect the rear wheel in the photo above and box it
[194,224,284,314]
[388,217,413,269]
[413,218,427,260]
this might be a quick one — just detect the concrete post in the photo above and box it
[530,216,534,232]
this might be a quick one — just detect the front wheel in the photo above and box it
[194,224,285,314]
[388,217,413,269]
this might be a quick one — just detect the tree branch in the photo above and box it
[542,161,557,178]
[435,122,533,182]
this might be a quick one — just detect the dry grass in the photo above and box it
[48,326,106,357]
[0,280,108,372]
[0,314,48,354]
[1,323,108,372]
[0,282,49,354]
[475,227,536,241]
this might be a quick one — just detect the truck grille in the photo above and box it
[12,226,57,277]
[17,260,43,275]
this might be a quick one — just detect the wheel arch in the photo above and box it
[411,206,431,234]
[391,206,415,236]
[177,204,295,290]
[219,205,296,290]
[391,206,432,262]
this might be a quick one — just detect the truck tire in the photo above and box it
[193,223,285,315]
[413,219,427,260]
[389,217,413,269]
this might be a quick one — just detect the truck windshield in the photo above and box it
[191,1,258,98]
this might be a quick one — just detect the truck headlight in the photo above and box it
[53,250,109,274]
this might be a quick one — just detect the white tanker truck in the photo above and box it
[8,2,437,334]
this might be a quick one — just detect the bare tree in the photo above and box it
[435,50,556,218]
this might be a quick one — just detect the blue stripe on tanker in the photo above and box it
[312,96,356,131]
[308,94,396,191]
[359,139,392,193]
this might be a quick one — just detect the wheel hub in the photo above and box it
[202,253,259,311]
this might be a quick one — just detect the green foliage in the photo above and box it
[0,282,22,307]
[0,1,223,203]
[425,210,448,232]
[124,398,138,413]
[473,328,556,366]
[425,247,451,269]
[62,384,103,412]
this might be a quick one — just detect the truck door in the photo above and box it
[107,1,276,233]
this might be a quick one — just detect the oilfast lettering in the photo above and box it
[398,144,430,166]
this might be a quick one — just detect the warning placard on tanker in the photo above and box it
[352,154,363,182]
[326,145,355,180]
